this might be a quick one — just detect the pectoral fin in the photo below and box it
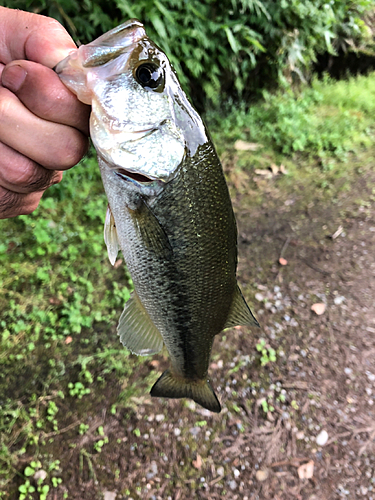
[150,369,221,413]
[129,201,172,258]
[224,284,260,329]
[118,292,164,355]
[104,205,120,266]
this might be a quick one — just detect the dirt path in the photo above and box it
[57,154,375,500]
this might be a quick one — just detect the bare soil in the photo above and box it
[48,152,375,499]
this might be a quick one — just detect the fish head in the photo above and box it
[56,19,207,192]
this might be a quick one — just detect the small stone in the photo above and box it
[174,428,181,437]
[344,367,352,375]
[360,486,368,495]
[217,466,225,476]
[155,414,165,422]
[228,480,237,490]
[255,469,268,482]
[255,293,264,302]
[103,492,117,500]
[334,296,345,305]
[296,431,305,440]
[189,427,200,436]
[316,430,329,446]
[34,470,47,482]
[233,468,240,478]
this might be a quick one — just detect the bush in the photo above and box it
[5,1,375,108]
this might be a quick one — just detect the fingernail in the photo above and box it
[2,65,27,92]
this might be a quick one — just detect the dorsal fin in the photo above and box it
[117,292,164,356]
[104,205,119,266]
[224,284,260,330]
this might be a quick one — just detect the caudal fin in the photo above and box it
[150,369,221,413]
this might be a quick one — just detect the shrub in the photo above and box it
[6,1,375,108]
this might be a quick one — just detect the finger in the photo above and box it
[0,142,62,194]
[2,61,90,135]
[0,87,89,169]
[0,185,43,219]
[0,7,76,67]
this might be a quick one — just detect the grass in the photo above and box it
[209,72,375,163]
[1,71,375,497]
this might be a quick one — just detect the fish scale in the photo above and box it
[56,19,259,413]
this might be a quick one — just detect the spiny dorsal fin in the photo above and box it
[104,205,119,266]
[150,369,221,413]
[117,292,164,356]
[224,284,260,330]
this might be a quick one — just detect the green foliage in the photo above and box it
[5,0,374,107]
[210,72,375,162]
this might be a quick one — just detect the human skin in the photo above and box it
[0,7,90,219]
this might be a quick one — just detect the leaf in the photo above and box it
[224,26,239,54]
[311,303,326,315]
[234,140,261,151]
[192,454,202,469]
[297,460,314,479]
[24,466,35,476]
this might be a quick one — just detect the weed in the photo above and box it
[256,339,277,366]
[68,382,91,399]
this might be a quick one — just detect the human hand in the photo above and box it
[0,7,90,219]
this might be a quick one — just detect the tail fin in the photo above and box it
[150,369,221,413]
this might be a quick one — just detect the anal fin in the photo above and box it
[117,292,164,355]
[150,369,221,413]
[224,283,260,329]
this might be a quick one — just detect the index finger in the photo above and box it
[0,6,76,67]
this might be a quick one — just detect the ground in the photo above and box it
[29,148,373,500]
[4,148,375,500]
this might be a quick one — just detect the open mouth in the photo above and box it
[116,168,154,184]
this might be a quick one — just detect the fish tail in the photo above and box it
[150,369,221,413]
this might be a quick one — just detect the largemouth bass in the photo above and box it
[56,20,258,413]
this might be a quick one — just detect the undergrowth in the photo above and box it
[0,156,142,495]
[209,73,375,160]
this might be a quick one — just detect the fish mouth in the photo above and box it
[115,168,156,184]
[127,127,155,141]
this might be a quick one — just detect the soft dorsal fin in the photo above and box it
[117,292,164,356]
[104,205,119,266]
[224,284,260,330]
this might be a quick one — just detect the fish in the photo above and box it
[55,19,259,413]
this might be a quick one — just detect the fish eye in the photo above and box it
[135,63,164,90]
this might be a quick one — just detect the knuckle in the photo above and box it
[55,134,89,169]
[10,162,58,192]
[22,200,41,215]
